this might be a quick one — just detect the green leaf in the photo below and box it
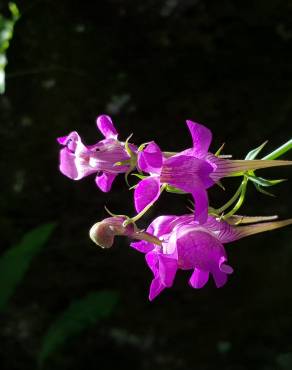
[0,223,56,311]
[9,2,21,21]
[165,185,186,194]
[245,141,268,160]
[38,291,119,366]
[216,180,225,190]
[131,173,148,180]
[215,143,225,156]
[124,133,134,157]
[0,2,20,93]
[254,183,275,197]
[247,175,285,187]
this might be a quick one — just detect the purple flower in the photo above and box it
[135,138,213,223]
[134,120,291,223]
[131,214,234,300]
[57,115,136,192]
[130,214,292,300]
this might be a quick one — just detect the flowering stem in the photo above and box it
[262,139,292,160]
[123,185,166,226]
[222,177,248,219]
[214,139,292,217]
[216,184,242,214]
[123,202,155,226]
[132,231,162,246]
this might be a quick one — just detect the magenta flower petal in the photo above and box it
[57,131,82,152]
[130,240,154,253]
[161,155,213,223]
[59,148,79,179]
[96,115,118,139]
[145,250,158,275]
[146,251,177,300]
[204,216,237,243]
[158,254,178,286]
[189,269,210,289]
[186,120,212,155]
[131,212,292,299]
[162,155,214,189]
[131,214,237,299]
[137,141,163,174]
[95,172,117,192]
[212,268,228,288]
[147,215,179,238]
[131,216,179,254]
[134,176,161,212]
[57,117,134,188]
[57,135,69,145]
[212,268,227,288]
[192,182,209,223]
[58,131,97,180]
[149,277,165,301]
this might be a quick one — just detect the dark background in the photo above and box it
[1,1,292,369]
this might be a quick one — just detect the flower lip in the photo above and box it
[96,114,118,139]
[137,141,163,175]
[185,120,212,156]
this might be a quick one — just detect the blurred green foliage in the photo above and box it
[38,291,119,367]
[0,222,118,368]
[0,222,56,311]
[0,2,20,93]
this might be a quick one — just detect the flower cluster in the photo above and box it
[58,115,292,300]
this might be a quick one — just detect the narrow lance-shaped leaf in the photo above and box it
[38,290,119,366]
[254,183,276,197]
[165,184,186,194]
[131,173,148,180]
[0,223,56,311]
[245,141,268,160]
[247,175,286,187]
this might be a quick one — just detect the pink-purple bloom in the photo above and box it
[135,135,213,223]
[135,121,215,222]
[131,214,238,300]
[56,110,292,302]
[134,120,290,223]
[130,213,292,300]
[57,115,136,192]
[88,213,292,300]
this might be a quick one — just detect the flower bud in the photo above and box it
[89,217,135,248]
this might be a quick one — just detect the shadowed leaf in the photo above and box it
[38,290,119,366]
[0,223,56,311]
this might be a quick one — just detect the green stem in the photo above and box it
[123,185,166,226]
[223,177,248,219]
[133,231,162,247]
[214,139,292,216]
[215,184,243,214]
[262,139,292,160]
